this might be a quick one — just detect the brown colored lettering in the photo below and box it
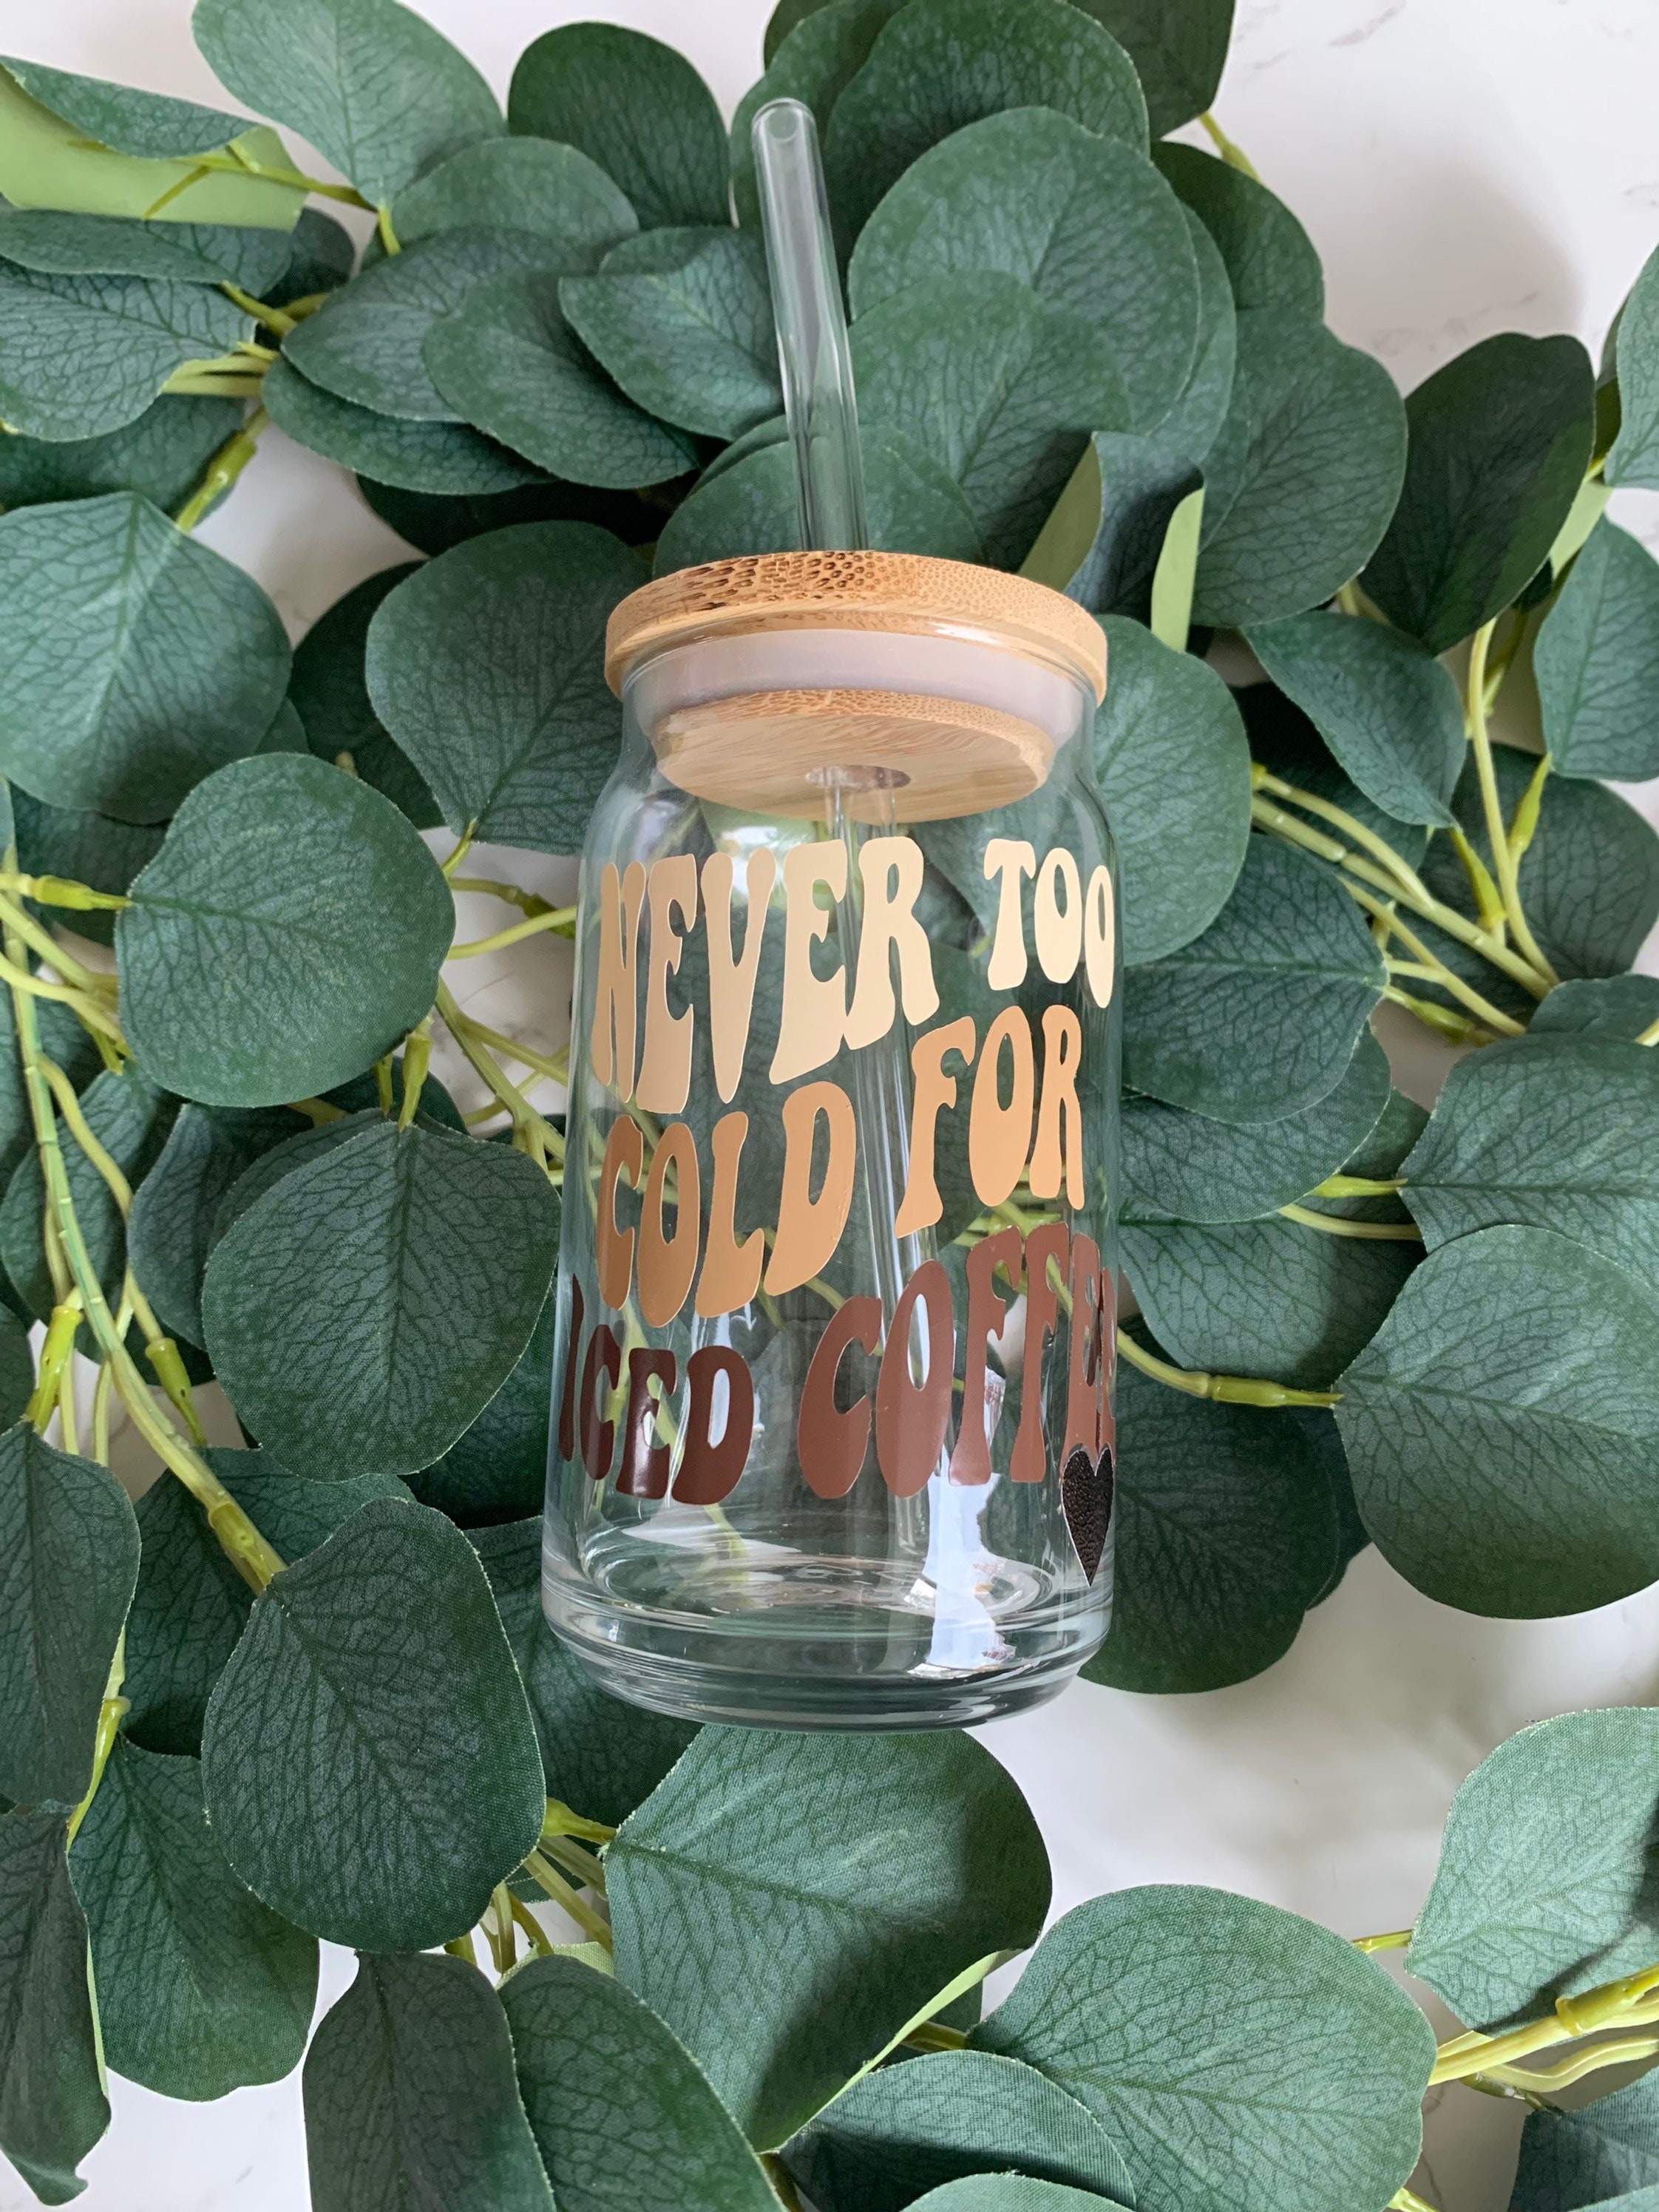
[589,859,647,1100]
[765,1080,856,1296]
[673,1346,755,1504]
[895,1016,977,1237]
[949,1226,1022,1487]
[616,1346,676,1499]
[796,1295,883,1499]
[696,1110,765,1318]
[634,855,699,1114]
[1029,1004,1085,1207]
[1013,1221,1069,1483]
[1063,1234,1104,1465]
[703,848,776,1102]
[577,1322,622,1482]
[968,1005,1034,1210]
[637,1119,699,1329]
[875,1260,954,1499]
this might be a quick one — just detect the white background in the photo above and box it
[5,1,1659,2207]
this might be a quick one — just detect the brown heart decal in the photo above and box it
[1062,1443,1115,1584]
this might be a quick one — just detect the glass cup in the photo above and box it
[542,550,1121,1728]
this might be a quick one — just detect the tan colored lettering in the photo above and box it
[595,1115,642,1312]
[637,1119,699,1329]
[983,837,1036,989]
[1029,1005,1085,1207]
[770,841,848,1083]
[764,1080,856,1295]
[634,855,698,1114]
[703,849,776,1102]
[968,1005,1034,1210]
[894,1016,976,1237]
[589,859,646,1100]
[695,1110,765,1319]
[844,834,939,1049]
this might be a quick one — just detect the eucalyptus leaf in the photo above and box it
[413,1291,554,1524]
[1534,518,1659,779]
[263,356,546,496]
[360,472,672,554]
[471,1517,698,1825]
[503,1955,776,2212]
[203,1118,560,1480]
[654,432,984,571]
[1510,2071,1659,2212]
[506,24,727,231]
[1235,678,1418,872]
[561,228,781,442]
[1608,239,1659,489]
[1157,207,1237,469]
[1,55,249,157]
[0,260,251,441]
[1337,1225,1659,1616]
[1123,834,1386,1124]
[1073,0,1234,137]
[0,492,290,824]
[69,1739,316,2100]
[0,1423,140,1809]
[365,519,647,852]
[13,790,166,949]
[1245,611,1465,827]
[123,1450,412,1757]
[193,0,503,208]
[849,109,1200,436]
[289,564,439,827]
[127,1102,309,1346]
[305,1951,553,2212]
[0,206,243,282]
[730,0,907,229]
[0,1808,106,2205]
[1409,1707,1659,2032]
[608,1728,1051,2147]
[1153,144,1323,315]
[201,1496,546,1949]
[1531,974,1659,1040]
[0,1312,32,1432]
[824,0,1148,252]
[0,393,240,515]
[269,206,354,307]
[1193,308,1407,625]
[392,137,637,265]
[1021,432,1201,625]
[781,2045,1133,2212]
[908,2188,1127,2212]
[1122,1028,1391,1225]
[117,753,453,1107]
[208,1110,381,1257]
[852,271,1130,568]
[1361,333,1596,652]
[424,270,697,490]
[286,228,583,425]
[1093,613,1251,962]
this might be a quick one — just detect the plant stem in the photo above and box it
[1198,109,1260,177]
[449,1017,569,1088]
[449,906,578,960]
[1465,620,1560,988]
[64,1635,127,1850]
[1253,767,1435,906]
[437,985,564,1175]
[448,876,559,920]
[1277,1203,1422,1242]
[1485,2032,1659,2094]
[174,406,270,532]
[762,2154,807,2211]
[543,1799,617,1845]
[1431,1961,1659,2084]
[903,2020,971,2052]
[1391,2191,1440,2212]
[1314,1174,1406,1199]
[376,203,400,257]
[508,1892,553,1958]
[396,1014,433,1130]
[1347,882,1527,1037]
[219,286,296,337]
[1116,1327,1340,1408]
[1353,1930,1414,1953]
[486,1882,517,1974]
[26,1294,84,1431]
[1380,985,1498,1048]
[122,140,373,208]
[520,1849,613,1947]
[540,1833,607,1893]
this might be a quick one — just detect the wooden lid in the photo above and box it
[605,550,1107,701]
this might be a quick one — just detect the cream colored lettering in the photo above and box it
[770,841,849,1083]
[634,855,699,1114]
[1034,846,1083,983]
[983,838,1036,989]
[703,848,776,1102]
[844,834,940,1049]
[1084,861,1116,1008]
[589,858,647,1101]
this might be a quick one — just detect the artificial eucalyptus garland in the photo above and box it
[1,0,1658,2207]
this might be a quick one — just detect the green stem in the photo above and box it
[174,405,270,532]
[26,1294,84,1431]
[64,1635,127,1850]
[396,1014,433,1131]
[1198,109,1260,177]
[376,203,401,256]
[903,2020,971,2052]
[121,140,373,208]
[1353,1930,1413,1954]
[1116,1327,1339,1408]
[219,285,296,337]
[448,876,560,920]
[1312,1174,1405,1199]
[520,1849,613,1947]
[438,985,564,1175]
[762,2154,807,2212]
[543,1799,617,1845]
[1253,766,1434,907]
[449,906,578,960]
[1277,1203,1421,1243]
[1465,621,1559,988]
[1346,880,1527,1037]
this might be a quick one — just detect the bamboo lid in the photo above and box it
[604,550,1107,699]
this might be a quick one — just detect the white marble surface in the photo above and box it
[6,1,1659,2206]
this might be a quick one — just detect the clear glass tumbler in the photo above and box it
[542,550,1120,1728]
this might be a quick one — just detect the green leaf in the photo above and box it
[1084,1351,1338,1693]
[1123,835,1386,1124]
[118,753,453,1108]
[68,1738,315,2100]
[1122,1027,1391,1225]
[1608,240,1659,489]
[824,0,1147,253]
[203,1118,560,1480]
[1408,1708,1659,2036]
[208,1110,380,1256]
[1,53,250,157]
[471,1517,698,1826]
[1401,1034,1659,1294]
[974,1885,1434,2212]
[503,1955,775,2212]
[908,2188,1129,2212]
[193,0,503,208]
[1071,0,1234,136]
[424,269,697,490]
[270,206,354,307]
[0,492,289,824]
[1337,1225,1659,1617]
[1152,144,1322,314]
[392,137,637,265]
[561,228,781,443]
[1192,308,1406,625]
[1510,2071,1659,2211]
[0,207,233,282]
[1535,519,1659,779]
[127,1103,308,1346]
[653,431,984,571]
[0,1424,139,1808]
[0,1311,33,1431]
[13,790,166,949]
[608,1728,1051,2148]
[1531,974,1659,1041]
[364,520,648,852]
[731,1,907,229]
[0,261,252,441]
[262,356,546,495]
[1361,333,1596,653]
[360,472,671,554]
[289,565,439,827]
[1246,611,1465,827]
[0,393,240,515]
[123,1449,410,1757]
[0,1068,175,1334]
[852,271,1129,568]
[287,229,585,425]
[305,1951,552,2212]
[782,2047,1133,2212]
[0,1808,106,2205]
[848,110,1199,438]
[413,1293,554,1524]
[1093,614,1250,963]
[202,1496,545,1947]
[507,24,727,231]
[1158,208,1237,469]
[1020,432,1201,623]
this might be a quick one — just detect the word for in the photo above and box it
[557,1224,1115,1507]
[590,832,1115,1113]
